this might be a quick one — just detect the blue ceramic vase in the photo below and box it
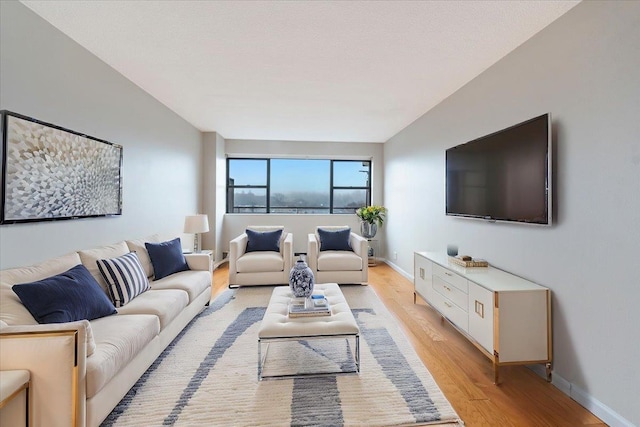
[289,258,315,298]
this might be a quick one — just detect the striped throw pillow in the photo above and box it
[96,252,150,307]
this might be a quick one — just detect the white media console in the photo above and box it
[414,251,552,383]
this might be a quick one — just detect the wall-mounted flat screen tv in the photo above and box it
[445,113,551,225]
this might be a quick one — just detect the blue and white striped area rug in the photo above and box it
[101,285,463,427]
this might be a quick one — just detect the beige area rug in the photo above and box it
[101,285,463,427]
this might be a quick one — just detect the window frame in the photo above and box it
[226,158,371,214]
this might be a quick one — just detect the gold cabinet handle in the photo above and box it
[475,300,484,318]
[444,301,452,308]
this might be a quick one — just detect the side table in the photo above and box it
[0,369,30,426]
[367,239,379,267]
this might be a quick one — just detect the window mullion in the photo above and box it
[330,160,334,213]
[266,159,271,213]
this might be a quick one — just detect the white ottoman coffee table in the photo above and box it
[258,283,360,380]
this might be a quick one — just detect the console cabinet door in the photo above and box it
[414,254,433,303]
[468,281,494,354]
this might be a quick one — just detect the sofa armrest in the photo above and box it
[184,253,212,272]
[350,232,367,258]
[350,233,369,280]
[307,233,319,272]
[0,321,88,427]
[228,233,248,285]
[282,233,294,275]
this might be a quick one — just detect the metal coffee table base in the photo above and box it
[258,333,360,381]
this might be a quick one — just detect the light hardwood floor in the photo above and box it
[211,262,606,427]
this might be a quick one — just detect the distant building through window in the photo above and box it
[227,158,371,214]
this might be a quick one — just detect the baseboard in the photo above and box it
[382,259,413,281]
[528,366,634,427]
[213,258,228,270]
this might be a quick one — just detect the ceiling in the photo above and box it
[21,1,579,143]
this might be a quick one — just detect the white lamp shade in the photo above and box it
[184,214,210,234]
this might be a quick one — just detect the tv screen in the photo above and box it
[445,113,551,225]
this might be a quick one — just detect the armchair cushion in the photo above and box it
[246,228,283,252]
[146,238,190,280]
[12,264,117,324]
[317,227,352,251]
[317,251,363,271]
[236,252,284,273]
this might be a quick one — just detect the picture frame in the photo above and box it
[1,110,123,224]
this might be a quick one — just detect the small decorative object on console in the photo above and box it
[289,256,315,298]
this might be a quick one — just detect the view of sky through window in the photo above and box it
[227,158,370,213]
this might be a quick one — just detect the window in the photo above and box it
[227,158,371,214]
[227,159,267,213]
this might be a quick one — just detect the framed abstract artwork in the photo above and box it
[1,110,123,224]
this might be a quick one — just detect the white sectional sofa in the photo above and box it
[0,236,212,427]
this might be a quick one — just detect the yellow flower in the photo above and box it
[355,205,387,226]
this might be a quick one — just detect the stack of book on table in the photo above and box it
[288,290,331,318]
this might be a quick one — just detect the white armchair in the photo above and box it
[228,226,293,287]
[307,226,368,284]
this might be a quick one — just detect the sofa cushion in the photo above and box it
[237,252,284,273]
[96,252,150,307]
[116,289,188,330]
[86,314,160,398]
[146,238,190,280]
[12,264,117,324]
[0,283,35,325]
[0,252,82,325]
[0,252,82,285]
[79,241,130,294]
[150,270,211,303]
[125,234,162,278]
[318,227,352,251]
[246,228,283,253]
[317,251,363,271]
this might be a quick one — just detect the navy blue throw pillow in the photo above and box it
[318,228,352,251]
[145,237,190,280]
[246,229,283,252]
[12,264,117,324]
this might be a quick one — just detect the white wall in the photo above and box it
[384,1,639,425]
[224,139,384,254]
[202,131,227,263]
[215,133,227,263]
[0,2,202,269]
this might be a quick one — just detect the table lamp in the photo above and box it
[184,214,209,253]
